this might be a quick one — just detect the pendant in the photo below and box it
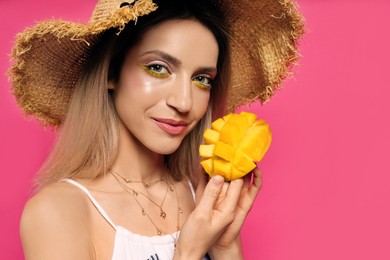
[160,209,167,219]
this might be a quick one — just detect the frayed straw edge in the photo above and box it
[7,0,158,127]
[228,0,305,111]
[261,0,305,101]
[263,0,305,103]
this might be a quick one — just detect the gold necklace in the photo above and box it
[111,170,169,219]
[110,169,164,188]
[170,181,183,249]
[111,171,183,238]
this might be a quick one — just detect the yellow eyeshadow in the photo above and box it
[140,65,170,78]
[193,80,211,90]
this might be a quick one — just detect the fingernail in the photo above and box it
[212,175,224,185]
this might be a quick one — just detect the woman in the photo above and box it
[9,0,304,259]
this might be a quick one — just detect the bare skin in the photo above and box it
[20,20,262,260]
[21,169,261,259]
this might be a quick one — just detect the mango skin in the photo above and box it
[199,112,272,181]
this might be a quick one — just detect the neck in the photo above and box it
[111,122,167,182]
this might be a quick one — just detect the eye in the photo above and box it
[141,64,171,78]
[192,75,213,90]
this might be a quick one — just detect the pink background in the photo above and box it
[1,0,390,259]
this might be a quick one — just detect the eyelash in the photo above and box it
[192,75,214,90]
[141,63,214,89]
[141,64,171,78]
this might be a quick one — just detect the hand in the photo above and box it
[208,168,262,259]
[173,174,245,259]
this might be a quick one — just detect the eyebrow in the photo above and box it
[141,50,182,67]
[194,67,218,78]
[141,50,217,75]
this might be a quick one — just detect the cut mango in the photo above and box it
[240,111,257,125]
[211,118,226,131]
[213,159,232,179]
[219,123,241,146]
[200,158,214,175]
[199,111,272,181]
[199,144,215,158]
[204,129,220,144]
[214,142,234,161]
[233,150,257,173]
[238,125,271,161]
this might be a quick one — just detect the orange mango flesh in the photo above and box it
[199,111,272,181]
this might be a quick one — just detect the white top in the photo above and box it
[62,179,208,260]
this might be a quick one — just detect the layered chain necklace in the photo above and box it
[110,170,183,247]
[111,169,169,219]
[111,169,165,188]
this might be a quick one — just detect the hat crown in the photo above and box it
[90,0,136,23]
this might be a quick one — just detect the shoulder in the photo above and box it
[21,180,91,223]
[21,181,90,225]
[20,181,94,259]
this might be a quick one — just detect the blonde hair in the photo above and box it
[36,4,231,189]
[36,37,119,188]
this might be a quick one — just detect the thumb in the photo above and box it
[196,175,225,213]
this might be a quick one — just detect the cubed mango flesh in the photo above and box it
[199,144,215,158]
[199,111,272,181]
[203,129,220,144]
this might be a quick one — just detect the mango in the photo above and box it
[200,158,213,175]
[199,144,215,158]
[203,129,220,144]
[199,111,272,181]
[214,142,234,161]
[211,118,226,131]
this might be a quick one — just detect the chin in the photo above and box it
[150,146,180,155]
[145,138,183,155]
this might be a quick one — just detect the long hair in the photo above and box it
[36,0,231,189]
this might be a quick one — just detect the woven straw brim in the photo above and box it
[8,0,157,127]
[8,0,304,127]
[217,0,305,111]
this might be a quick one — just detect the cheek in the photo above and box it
[193,90,211,117]
[116,72,161,107]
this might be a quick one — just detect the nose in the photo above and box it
[166,76,193,113]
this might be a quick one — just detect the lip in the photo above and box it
[152,117,189,135]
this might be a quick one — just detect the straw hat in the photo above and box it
[8,0,304,127]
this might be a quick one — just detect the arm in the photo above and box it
[20,183,94,260]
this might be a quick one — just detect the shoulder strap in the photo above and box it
[187,180,196,202]
[62,179,117,230]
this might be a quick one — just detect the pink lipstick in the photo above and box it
[153,118,188,135]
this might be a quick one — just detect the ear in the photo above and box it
[107,80,116,90]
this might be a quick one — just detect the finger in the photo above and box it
[239,168,262,215]
[248,168,262,199]
[242,171,253,192]
[236,168,262,215]
[220,178,244,212]
[197,175,225,213]
[216,181,229,205]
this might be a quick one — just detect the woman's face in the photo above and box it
[112,19,219,154]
